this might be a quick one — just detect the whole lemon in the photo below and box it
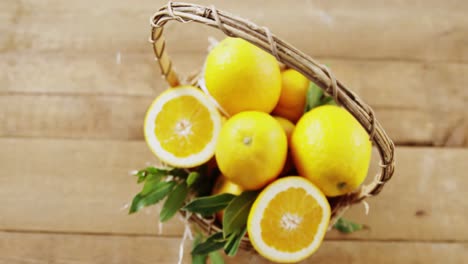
[272,69,309,122]
[273,116,295,175]
[273,116,295,144]
[204,37,281,115]
[212,176,243,222]
[291,105,372,197]
[215,111,287,190]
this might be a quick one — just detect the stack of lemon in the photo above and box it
[144,37,371,263]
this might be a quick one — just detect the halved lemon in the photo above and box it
[144,86,222,168]
[247,176,331,263]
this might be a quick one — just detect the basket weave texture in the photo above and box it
[149,1,396,251]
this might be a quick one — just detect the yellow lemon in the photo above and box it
[272,69,309,122]
[215,111,287,190]
[274,116,295,175]
[212,176,243,222]
[247,176,331,263]
[291,105,372,196]
[204,37,281,115]
[273,116,295,144]
[144,86,222,168]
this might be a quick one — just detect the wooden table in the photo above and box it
[1,0,467,263]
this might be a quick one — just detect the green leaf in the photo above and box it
[145,166,188,179]
[333,218,363,234]
[304,82,324,112]
[129,193,144,213]
[135,170,147,183]
[159,182,189,222]
[192,233,208,264]
[192,232,227,255]
[135,167,166,184]
[145,166,166,175]
[141,174,163,195]
[222,191,258,238]
[192,252,208,264]
[209,251,225,264]
[186,172,200,187]
[224,227,247,256]
[322,96,337,106]
[183,193,236,216]
[128,181,176,214]
[304,81,337,113]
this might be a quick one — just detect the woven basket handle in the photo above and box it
[149,2,395,204]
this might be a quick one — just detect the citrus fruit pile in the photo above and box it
[139,37,372,263]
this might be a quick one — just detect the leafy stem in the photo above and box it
[129,166,255,259]
[129,166,191,215]
[333,217,364,233]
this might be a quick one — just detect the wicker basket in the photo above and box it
[149,1,395,252]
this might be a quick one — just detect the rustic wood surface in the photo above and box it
[1,0,467,263]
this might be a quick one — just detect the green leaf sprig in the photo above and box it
[304,81,337,113]
[208,251,225,264]
[129,167,191,220]
[333,217,364,234]
[222,191,257,237]
[188,191,258,257]
[183,193,236,217]
[160,182,189,222]
[192,234,209,264]
[192,233,226,264]
[130,166,258,259]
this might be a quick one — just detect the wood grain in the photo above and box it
[0,231,466,264]
[1,0,467,62]
[2,53,467,108]
[1,138,466,241]
[330,147,468,241]
[0,94,436,144]
[0,138,183,236]
[0,231,189,264]
[0,95,149,140]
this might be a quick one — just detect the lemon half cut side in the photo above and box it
[247,176,331,263]
[144,86,222,168]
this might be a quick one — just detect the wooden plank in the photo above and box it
[0,94,435,144]
[329,148,468,241]
[2,53,467,109]
[306,241,468,264]
[0,95,149,140]
[0,138,183,236]
[0,232,466,264]
[1,0,467,62]
[422,63,468,146]
[0,53,203,96]
[0,232,189,264]
[0,53,161,96]
[0,138,467,241]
